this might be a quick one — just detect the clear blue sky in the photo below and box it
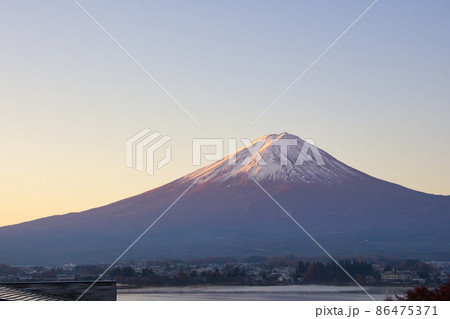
[1,0,449,226]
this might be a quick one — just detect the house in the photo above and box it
[381,270,425,285]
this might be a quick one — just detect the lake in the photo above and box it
[117,285,409,301]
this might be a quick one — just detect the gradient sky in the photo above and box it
[1,0,449,227]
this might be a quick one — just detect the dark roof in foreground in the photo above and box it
[0,285,66,301]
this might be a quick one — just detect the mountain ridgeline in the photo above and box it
[0,133,448,265]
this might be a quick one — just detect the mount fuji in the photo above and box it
[0,133,449,265]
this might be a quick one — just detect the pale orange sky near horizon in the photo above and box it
[1,1,449,227]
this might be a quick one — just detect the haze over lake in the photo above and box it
[117,285,408,301]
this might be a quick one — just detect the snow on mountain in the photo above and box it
[183,132,367,185]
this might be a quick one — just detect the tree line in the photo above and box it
[297,259,374,284]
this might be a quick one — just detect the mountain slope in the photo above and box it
[0,133,448,265]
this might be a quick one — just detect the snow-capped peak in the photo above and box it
[182,133,365,185]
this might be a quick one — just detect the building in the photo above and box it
[0,281,116,301]
[381,270,424,285]
[0,285,66,301]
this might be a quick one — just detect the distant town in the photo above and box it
[1,256,449,289]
